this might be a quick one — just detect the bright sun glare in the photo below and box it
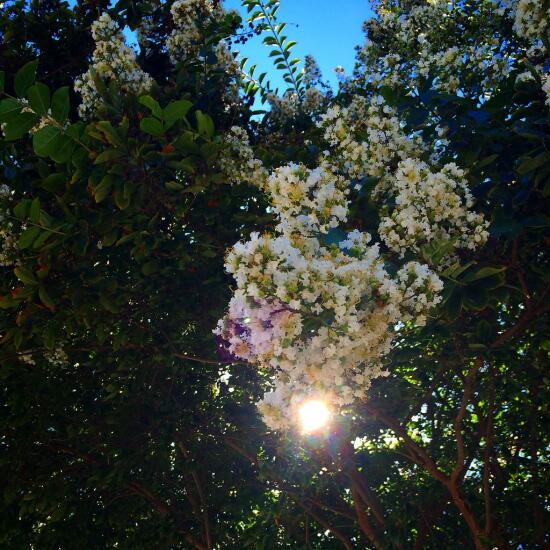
[298,400,331,433]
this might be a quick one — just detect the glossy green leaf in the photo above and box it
[14,59,39,97]
[164,99,193,124]
[0,98,22,121]
[94,148,125,164]
[463,266,506,283]
[18,227,41,250]
[27,83,50,115]
[14,265,38,284]
[51,86,70,122]
[195,110,214,138]
[140,117,163,136]
[29,198,40,223]
[33,125,61,157]
[94,175,114,203]
[38,286,55,311]
[139,95,162,118]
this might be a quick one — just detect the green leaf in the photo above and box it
[38,286,55,311]
[163,100,192,124]
[263,36,278,46]
[14,59,39,97]
[30,198,40,223]
[27,83,50,115]
[94,175,114,203]
[473,154,498,170]
[140,117,163,136]
[141,261,158,276]
[94,148,125,164]
[517,153,550,175]
[0,98,22,121]
[50,134,75,163]
[42,173,66,193]
[43,325,56,350]
[0,296,18,309]
[114,189,130,210]
[139,95,162,118]
[33,125,61,157]
[165,181,185,191]
[116,232,138,246]
[443,289,462,319]
[463,266,506,283]
[283,40,296,51]
[195,110,214,138]
[32,229,53,249]
[420,238,456,266]
[92,121,122,147]
[201,142,221,163]
[14,265,38,285]
[51,86,70,122]
[18,226,41,249]
[13,200,29,220]
[463,287,489,311]
[3,112,38,140]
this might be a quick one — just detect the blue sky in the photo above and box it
[73,0,373,94]
[225,0,372,92]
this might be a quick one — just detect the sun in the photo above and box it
[298,399,331,433]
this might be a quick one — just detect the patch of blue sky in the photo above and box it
[69,0,373,99]
[224,0,372,94]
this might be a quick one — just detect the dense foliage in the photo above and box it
[0,0,549,549]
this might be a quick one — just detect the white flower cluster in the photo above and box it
[19,346,69,367]
[303,87,324,115]
[318,95,423,184]
[267,89,325,123]
[216,158,443,431]
[266,91,300,124]
[0,221,17,267]
[266,56,325,125]
[509,0,550,106]
[317,94,488,262]
[543,73,550,106]
[30,111,53,134]
[166,0,238,74]
[265,163,349,235]
[0,185,18,267]
[378,159,490,259]
[136,15,155,48]
[75,13,153,119]
[303,55,322,87]
[219,126,268,187]
[359,1,515,96]
[45,345,69,367]
[513,0,550,39]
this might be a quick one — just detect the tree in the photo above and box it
[1,0,549,549]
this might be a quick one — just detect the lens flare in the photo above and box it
[298,399,331,433]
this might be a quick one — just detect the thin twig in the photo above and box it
[482,365,495,538]
[451,358,482,483]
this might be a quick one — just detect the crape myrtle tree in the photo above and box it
[0,1,549,550]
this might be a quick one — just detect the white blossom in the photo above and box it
[75,13,153,119]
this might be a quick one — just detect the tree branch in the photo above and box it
[451,358,482,483]
[482,366,495,538]
[176,437,213,550]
